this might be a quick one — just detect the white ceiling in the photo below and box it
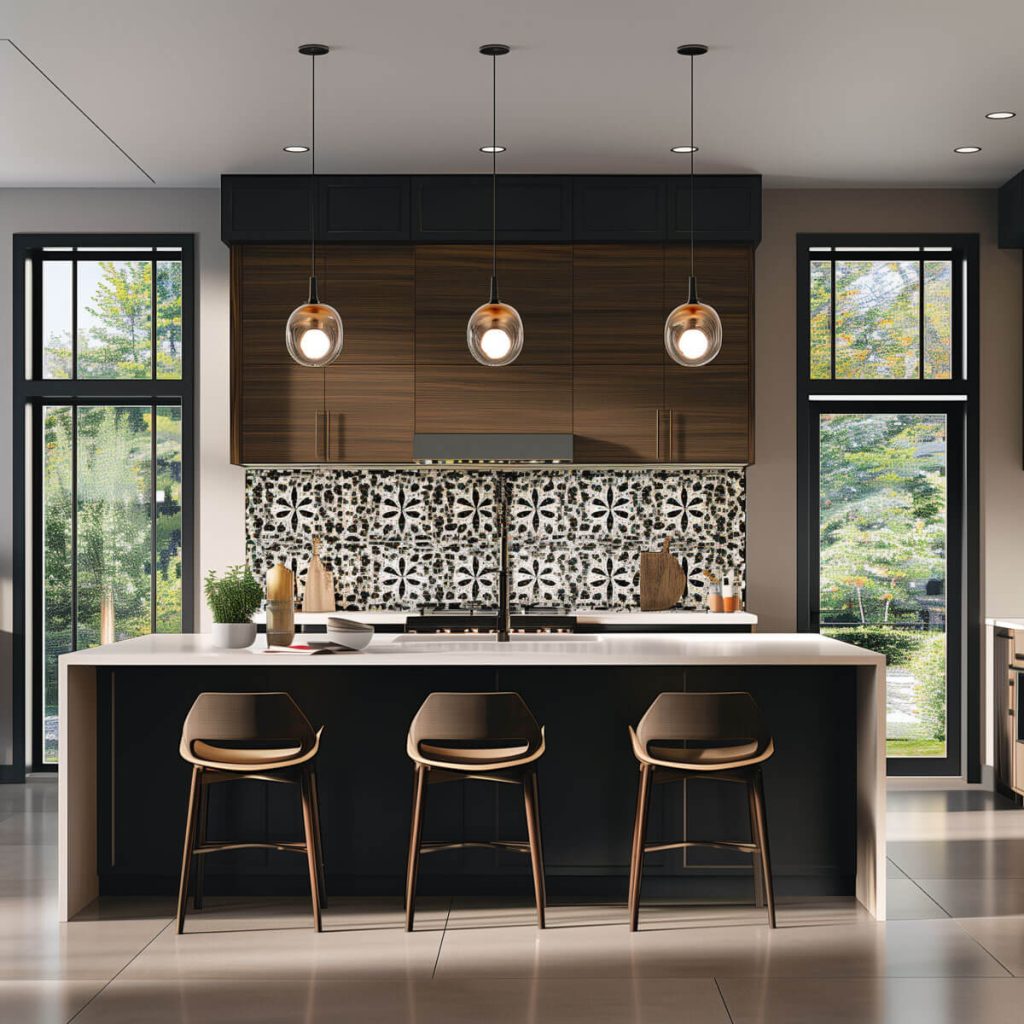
[4,0,1024,188]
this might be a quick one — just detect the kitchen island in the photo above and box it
[58,632,885,922]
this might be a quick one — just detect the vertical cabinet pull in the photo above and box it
[315,411,327,460]
[668,410,676,463]
[655,409,662,461]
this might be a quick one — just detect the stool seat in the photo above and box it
[189,739,310,769]
[414,739,541,770]
[640,737,772,770]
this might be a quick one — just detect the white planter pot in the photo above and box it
[210,622,257,649]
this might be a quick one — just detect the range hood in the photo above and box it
[413,433,574,465]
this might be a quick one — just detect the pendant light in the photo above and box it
[285,43,343,367]
[664,44,722,368]
[467,43,524,367]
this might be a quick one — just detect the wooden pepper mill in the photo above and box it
[302,537,336,613]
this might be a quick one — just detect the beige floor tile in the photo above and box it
[0,844,56,882]
[119,897,448,982]
[0,812,57,846]
[718,976,1024,1024]
[955,915,1024,975]
[0,979,107,1024]
[914,876,1024,918]
[73,977,732,1024]
[885,878,947,920]
[886,858,907,879]
[887,838,1024,878]
[435,900,1006,979]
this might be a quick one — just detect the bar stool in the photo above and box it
[627,691,776,930]
[405,691,547,931]
[176,692,327,934]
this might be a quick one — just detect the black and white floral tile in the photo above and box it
[245,468,745,611]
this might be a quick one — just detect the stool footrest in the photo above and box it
[420,840,531,855]
[194,840,309,856]
[644,839,759,854]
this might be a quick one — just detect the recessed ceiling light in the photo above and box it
[671,145,699,154]
[954,146,982,154]
[986,111,1016,120]
[480,145,506,153]
[283,145,309,153]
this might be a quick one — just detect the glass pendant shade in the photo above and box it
[285,278,343,367]
[467,300,524,367]
[664,277,722,367]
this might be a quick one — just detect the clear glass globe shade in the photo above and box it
[467,301,524,366]
[664,301,723,367]
[285,302,344,367]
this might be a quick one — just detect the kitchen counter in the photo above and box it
[986,617,1024,631]
[253,609,759,629]
[58,632,883,923]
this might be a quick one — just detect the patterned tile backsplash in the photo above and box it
[245,468,745,611]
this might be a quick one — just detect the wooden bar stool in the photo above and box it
[404,691,547,931]
[627,691,776,930]
[176,692,327,934]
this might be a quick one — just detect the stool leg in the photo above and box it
[309,768,328,909]
[523,768,547,929]
[176,766,201,934]
[405,764,427,932]
[746,778,765,909]
[628,763,652,932]
[193,777,209,911]
[299,769,323,932]
[751,770,776,928]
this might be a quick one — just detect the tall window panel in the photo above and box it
[14,236,194,770]
[797,237,978,779]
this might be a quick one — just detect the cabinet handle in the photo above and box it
[669,410,675,463]
[315,410,326,460]
[656,410,662,461]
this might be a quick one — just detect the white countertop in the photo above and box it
[986,618,1024,631]
[254,609,758,627]
[60,631,879,669]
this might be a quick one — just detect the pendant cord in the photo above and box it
[689,52,695,280]
[491,51,498,289]
[310,51,317,283]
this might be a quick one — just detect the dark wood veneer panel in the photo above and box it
[240,364,325,464]
[665,364,751,464]
[573,364,665,463]
[324,364,414,463]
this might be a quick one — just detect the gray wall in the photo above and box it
[0,188,242,767]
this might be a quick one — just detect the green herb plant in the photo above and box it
[204,565,263,624]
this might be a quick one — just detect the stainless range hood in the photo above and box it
[413,433,574,465]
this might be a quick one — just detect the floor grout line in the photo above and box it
[65,915,175,1023]
[900,873,952,918]
[713,977,736,1023]
[431,897,454,979]
[949,918,1016,978]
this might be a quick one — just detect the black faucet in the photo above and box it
[497,473,512,642]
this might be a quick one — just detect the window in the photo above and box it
[797,236,979,779]
[13,236,194,770]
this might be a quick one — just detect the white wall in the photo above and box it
[0,188,242,767]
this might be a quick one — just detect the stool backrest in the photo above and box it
[635,691,767,749]
[409,691,542,753]
[180,692,318,756]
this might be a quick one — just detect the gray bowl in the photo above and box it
[325,617,374,650]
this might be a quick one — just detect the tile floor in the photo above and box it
[2,780,1024,1022]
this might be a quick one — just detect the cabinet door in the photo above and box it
[573,244,665,364]
[573,364,665,463]
[239,363,325,464]
[323,246,414,364]
[415,364,572,434]
[415,245,571,364]
[664,365,751,464]
[324,365,414,463]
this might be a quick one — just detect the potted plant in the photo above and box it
[204,565,263,648]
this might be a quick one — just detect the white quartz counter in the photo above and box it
[985,617,1024,631]
[61,630,874,669]
[253,609,758,628]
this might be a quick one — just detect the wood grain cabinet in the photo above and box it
[573,364,664,463]
[324,365,413,463]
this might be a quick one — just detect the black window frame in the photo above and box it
[796,233,980,780]
[11,233,196,776]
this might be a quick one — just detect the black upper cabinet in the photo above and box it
[998,169,1024,248]
[221,174,762,246]
[222,176,313,243]
[411,176,572,241]
[319,176,411,241]
[572,177,667,241]
[667,175,762,245]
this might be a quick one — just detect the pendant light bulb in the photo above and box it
[286,43,343,368]
[665,44,722,368]
[468,44,524,367]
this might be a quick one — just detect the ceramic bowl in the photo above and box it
[325,617,374,650]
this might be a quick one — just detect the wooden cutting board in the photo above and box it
[639,537,687,611]
[302,537,336,612]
